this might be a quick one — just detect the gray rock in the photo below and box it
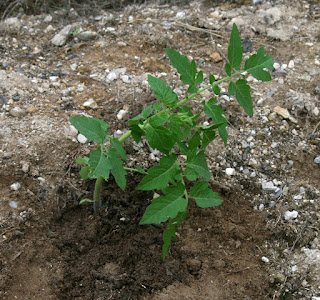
[262,181,277,192]
[51,25,73,46]
[77,31,97,41]
[314,156,320,164]
[10,107,27,117]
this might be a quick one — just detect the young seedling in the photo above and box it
[70,23,274,260]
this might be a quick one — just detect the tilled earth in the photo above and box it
[0,0,320,299]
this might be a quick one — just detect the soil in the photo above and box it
[0,0,320,299]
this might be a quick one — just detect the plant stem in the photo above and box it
[93,176,104,211]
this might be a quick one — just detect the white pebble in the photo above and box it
[77,134,87,144]
[284,210,298,221]
[9,201,18,208]
[288,60,294,68]
[10,182,21,191]
[273,62,280,69]
[117,109,128,120]
[261,256,270,263]
[225,168,235,176]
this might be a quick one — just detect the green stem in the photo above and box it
[93,175,104,211]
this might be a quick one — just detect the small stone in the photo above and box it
[273,62,280,69]
[273,106,297,123]
[21,162,30,173]
[77,134,87,144]
[259,204,264,211]
[117,41,127,47]
[106,68,127,82]
[314,156,320,164]
[83,98,98,109]
[49,76,59,82]
[242,168,250,175]
[117,109,128,120]
[284,210,298,221]
[10,107,27,117]
[9,201,18,208]
[77,31,97,41]
[44,15,52,22]
[186,259,201,274]
[51,25,73,46]
[262,181,277,192]
[225,168,235,176]
[261,256,270,263]
[288,60,294,68]
[210,52,223,63]
[10,182,21,191]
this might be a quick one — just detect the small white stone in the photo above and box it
[259,204,264,211]
[117,109,128,120]
[69,125,78,137]
[21,162,30,173]
[10,182,21,191]
[225,168,235,176]
[314,156,320,164]
[261,256,270,263]
[149,153,156,161]
[262,181,277,192]
[83,98,98,109]
[273,62,280,69]
[284,210,298,221]
[203,121,210,126]
[291,265,298,272]
[77,134,87,144]
[49,76,59,82]
[288,60,294,68]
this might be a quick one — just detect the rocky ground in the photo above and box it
[0,0,319,299]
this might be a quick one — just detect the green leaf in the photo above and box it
[129,105,153,125]
[195,71,203,85]
[189,181,223,208]
[130,124,144,144]
[136,165,147,174]
[187,84,197,93]
[229,79,253,116]
[110,138,126,160]
[148,75,178,108]
[185,150,211,181]
[140,182,187,224]
[244,47,274,81]
[88,148,111,180]
[212,85,220,95]
[70,116,108,144]
[201,129,216,149]
[189,131,201,150]
[162,211,188,261]
[76,156,89,165]
[209,74,215,84]
[165,48,197,86]
[225,63,232,76]
[136,155,178,190]
[203,98,228,145]
[79,166,90,180]
[149,111,169,127]
[228,23,243,70]
[169,113,193,140]
[108,148,127,190]
[153,102,162,111]
[145,124,175,155]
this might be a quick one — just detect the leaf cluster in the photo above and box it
[69,23,274,260]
